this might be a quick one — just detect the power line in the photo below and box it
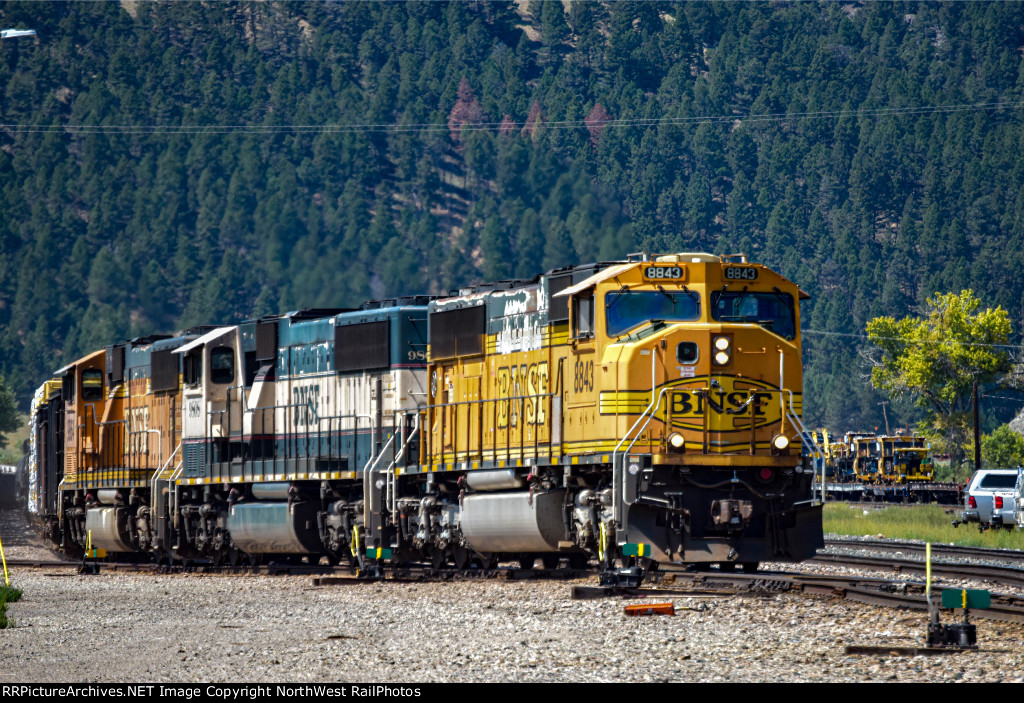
[802,329,1024,350]
[1,100,1022,136]
[6,1,1024,4]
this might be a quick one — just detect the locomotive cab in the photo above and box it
[554,253,821,568]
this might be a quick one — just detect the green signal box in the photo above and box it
[941,589,991,610]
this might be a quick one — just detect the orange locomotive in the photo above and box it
[52,334,202,556]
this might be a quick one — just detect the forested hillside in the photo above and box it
[2,0,1024,431]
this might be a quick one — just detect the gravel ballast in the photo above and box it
[2,515,1023,682]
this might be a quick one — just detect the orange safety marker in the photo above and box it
[624,602,675,617]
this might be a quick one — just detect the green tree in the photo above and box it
[866,290,1013,472]
[0,377,19,451]
[981,425,1024,470]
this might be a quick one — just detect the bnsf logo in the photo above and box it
[643,266,683,280]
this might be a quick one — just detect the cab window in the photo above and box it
[184,351,202,386]
[63,370,76,403]
[605,290,701,337]
[573,294,594,339]
[710,290,795,340]
[210,346,235,384]
[81,369,104,402]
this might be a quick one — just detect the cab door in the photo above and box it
[565,291,599,454]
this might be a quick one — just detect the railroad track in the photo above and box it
[13,541,1024,625]
[825,538,1024,564]
[810,552,1024,589]
[3,556,591,581]
[576,569,1024,625]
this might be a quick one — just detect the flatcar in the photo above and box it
[27,253,823,582]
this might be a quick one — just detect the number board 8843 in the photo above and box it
[723,266,758,281]
[642,266,686,281]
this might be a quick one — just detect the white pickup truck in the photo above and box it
[1016,470,1024,530]
[961,469,1020,530]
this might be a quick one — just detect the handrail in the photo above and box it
[422,390,557,465]
[611,349,660,526]
[167,442,187,545]
[783,389,825,503]
[386,413,420,515]
[151,440,182,547]
[363,431,397,477]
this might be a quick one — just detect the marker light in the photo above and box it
[668,432,685,449]
[772,435,790,450]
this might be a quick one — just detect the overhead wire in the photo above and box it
[798,329,1024,352]
[1,99,1023,135]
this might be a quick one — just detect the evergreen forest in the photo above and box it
[2,0,1024,433]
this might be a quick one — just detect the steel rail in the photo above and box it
[824,538,1024,564]
[810,552,1024,589]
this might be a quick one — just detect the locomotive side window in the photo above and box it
[62,370,76,403]
[210,346,235,384]
[573,293,594,339]
[605,290,700,337]
[710,291,795,340]
[81,369,104,402]
[184,351,202,386]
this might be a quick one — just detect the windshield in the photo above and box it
[605,290,700,337]
[711,290,795,339]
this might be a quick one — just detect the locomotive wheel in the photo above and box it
[518,556,536,571]
[430,547,447,572]
[718,562,737,573]
[540,555,560,570]
[567,554,589,570]
[452,546,470,571]
[741,562,760,573]
[476,553,499,570]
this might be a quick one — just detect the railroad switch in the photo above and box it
[925,589,989,649]
[599,566,645,588]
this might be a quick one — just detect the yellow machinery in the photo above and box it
[878,434,933,483]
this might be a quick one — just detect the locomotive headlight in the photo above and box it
[668,432,685,449]
[772,434,790,450]
[712,336,731,366]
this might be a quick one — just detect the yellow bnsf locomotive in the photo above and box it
[419,252,821,582]
[28,253,822,583]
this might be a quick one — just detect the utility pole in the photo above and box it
[973,381,981,471]
[878,401,890,435]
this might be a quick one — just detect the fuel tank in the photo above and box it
[227,502,322,554]
[84,507,134,552]
[459,490,565,553]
